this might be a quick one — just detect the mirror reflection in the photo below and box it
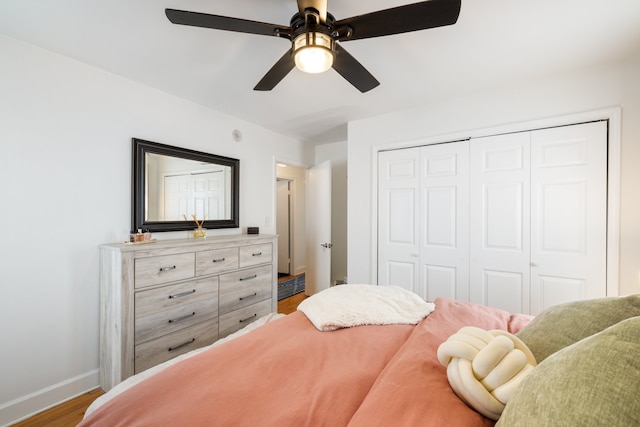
[145,153,232,222]
[132,138,239,233]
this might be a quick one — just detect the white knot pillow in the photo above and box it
[437,326,537,420]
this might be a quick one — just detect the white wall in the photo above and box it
[347,57,640,297]
[0,35,313,425]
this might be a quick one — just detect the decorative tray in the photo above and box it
[123,239,157,246]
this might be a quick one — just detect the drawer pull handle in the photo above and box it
[239,314,257,323]
[212,258,226,263]
[239,274,258,281]
[168,338,195,352]
[168,312,196,324]
[239,292,257,301]
[159,265,177,272]
[168,289,196,299]
[252,252,263,257]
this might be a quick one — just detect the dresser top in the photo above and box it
[101,234,277,253]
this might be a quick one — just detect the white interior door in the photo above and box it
[164,175,190,220]
[306,161,332,295]
[470,132,531,313]
[377,121,608,314]
[276,179,290,275]
[378,148,420,294]
[378,144,470,300]
[164,172,224,221]
[192,172,223,220]
[530,121,608,313]
[419,142,470,301]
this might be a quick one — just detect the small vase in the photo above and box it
[193,227,206,238]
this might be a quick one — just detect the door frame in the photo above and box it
[274,159,309,277]
[276,178,292,275]
[371,107,621,297]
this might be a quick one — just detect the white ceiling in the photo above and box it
[1,0,639,143]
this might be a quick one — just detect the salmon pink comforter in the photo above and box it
[79,298,531,427]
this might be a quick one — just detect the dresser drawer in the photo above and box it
[134,253,195,288]
[196,247,239,276]
[219,299,272,338]
[239,243,273,268]
[135,277,218,344]
[135,318,218,374]
[219,265,272,314]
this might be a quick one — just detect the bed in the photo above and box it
[79,286,640,426]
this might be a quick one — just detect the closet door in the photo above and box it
[530,121,607,314]
[378,121,608,312]
[469,133,531,313]
[378,148,420,294]
[419,142,470,301]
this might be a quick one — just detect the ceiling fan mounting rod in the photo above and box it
[303,7,321,26]
[289,10,335,38]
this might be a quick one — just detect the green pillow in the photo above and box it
[516,295,640,362]
[497,316,640,426]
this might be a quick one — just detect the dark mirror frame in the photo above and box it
[132,138,240,233]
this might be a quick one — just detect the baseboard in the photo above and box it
[0,369,100,426]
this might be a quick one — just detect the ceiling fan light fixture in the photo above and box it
[167,0,462,91]
[293,31,334,74]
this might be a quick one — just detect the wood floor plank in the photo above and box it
[278,291,307,315]
[12,388,104,427]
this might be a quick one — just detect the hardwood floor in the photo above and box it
[11,388,104,427]
[14,292,306,426]
[277,273,307,315]
[278,290,307,314]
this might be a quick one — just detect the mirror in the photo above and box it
[132,138,239,232]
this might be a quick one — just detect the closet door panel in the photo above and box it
[424,265,457,299]
[482,270,524,314]
[378,148,420,294]
[424,187,457,247]
[419,142,470,301]
[386,261,417,291]
[530,121,607,314]
[483,182,525,250]
[470,133,531,313]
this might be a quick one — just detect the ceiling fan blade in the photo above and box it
[332,44,380,93]
[165,9,291,38]
[254,49,296,91]
[297,0,328,22]
[334,0,461,41]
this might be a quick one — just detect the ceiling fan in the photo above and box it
[165,0,461,93]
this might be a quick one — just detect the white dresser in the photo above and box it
[99,234,277,391]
